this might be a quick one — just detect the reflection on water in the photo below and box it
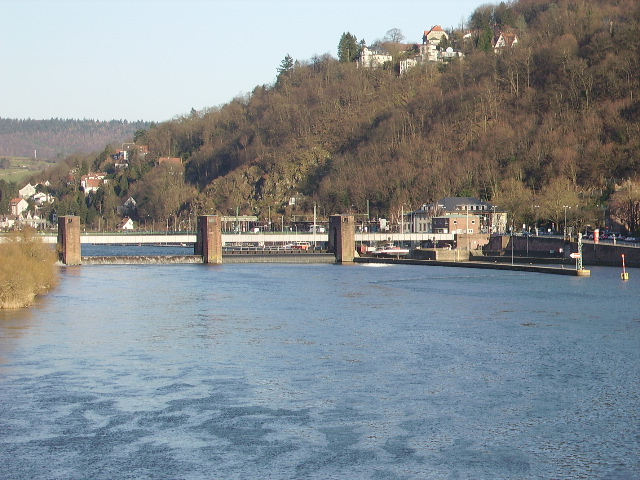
[0,307,37,368]
[0,263,639,479]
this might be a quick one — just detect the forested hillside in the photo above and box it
[0,118,151,159]
[36,0,640,233]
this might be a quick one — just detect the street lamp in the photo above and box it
[465,205,470,252]
[491,205,496,234]
[563,205,571,240]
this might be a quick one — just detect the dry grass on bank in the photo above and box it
[0,228,59,309]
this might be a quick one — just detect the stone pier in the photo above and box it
[57,215,81,265]
[329,215,355,263]
[195,215,222,264]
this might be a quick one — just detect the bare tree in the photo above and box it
[383,28,405,44]
[609,180,640,233]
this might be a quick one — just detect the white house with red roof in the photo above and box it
[80,173,108,195]
[494,30,519,52]
[117,217,135,230]
[422,25,448,46]
[10,198,28,216]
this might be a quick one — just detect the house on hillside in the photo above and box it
[19,183,36,199]
[113,153,129,169]
[10,198,28,216]
[80,173,107,195]
[423,25,448,46]
[399,57,419,75]
[118,197,137,216]
[357,46,393,68]
[494,29,519,53]
[32,192,53,206]
[402,25,463,72]
[462,28,519,54]
[362,24,463,75]
[419,25,449,62]
[440,47,464,61]
[113,144,149,169]
[0,215,18,230]
[117,217,135,230]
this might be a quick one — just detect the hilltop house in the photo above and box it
[361,25,463,74]
[423,25,448,46]
[402,26,463,74]
[357,46,393,68]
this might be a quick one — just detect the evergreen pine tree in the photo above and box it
[338,32,359,62]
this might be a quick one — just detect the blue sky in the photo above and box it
[2,0,487,122]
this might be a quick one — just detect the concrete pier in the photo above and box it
[195,215,222,264]
[57,216,81,265]
[329,215,355,263]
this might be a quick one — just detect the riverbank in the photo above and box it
[0,229,58,308]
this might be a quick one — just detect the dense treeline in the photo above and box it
[36,0,640,233]
[0,179,18,214]
[0,118,152,159]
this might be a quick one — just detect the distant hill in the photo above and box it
[0,118,153,159]
[30,0,640,235]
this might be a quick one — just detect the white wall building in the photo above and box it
[357,46,392,68]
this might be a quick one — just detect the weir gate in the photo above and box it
[57,215,223,265]
[55,215,404,265]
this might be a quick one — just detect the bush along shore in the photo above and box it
[0,228,59,309]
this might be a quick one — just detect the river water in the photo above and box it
[1,257,639,479]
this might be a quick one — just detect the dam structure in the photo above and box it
[45,215,640,275]
[53,215,365,265]
[46,215,456,266]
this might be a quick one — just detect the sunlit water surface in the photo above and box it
[1,259,639,479]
